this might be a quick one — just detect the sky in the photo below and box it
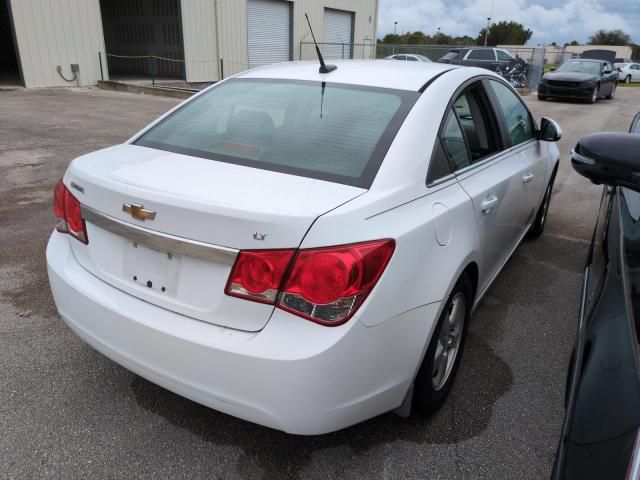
[377,0,639,45]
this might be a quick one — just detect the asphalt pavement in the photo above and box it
[1,84,639,479]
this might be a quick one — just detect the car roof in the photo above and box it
[237,60,459,92]
[567,58,605,63]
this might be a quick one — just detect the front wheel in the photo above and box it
[413,274,472,413]
[538,94,547,101]
[605,82,616,99]
[625,75,631,84]
[588,85,599,104]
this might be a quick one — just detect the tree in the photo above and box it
[566,40,579,46]
[476,21,532,46]
[588,29,632,45]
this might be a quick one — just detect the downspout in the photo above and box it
[214,0,221,80]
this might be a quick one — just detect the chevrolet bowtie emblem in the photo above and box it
[122,203,156,221]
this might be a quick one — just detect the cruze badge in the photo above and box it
[123,203,156,221]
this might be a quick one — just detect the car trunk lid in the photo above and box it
[64,144,365,331]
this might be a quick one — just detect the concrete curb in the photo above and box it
[97,80,196,99]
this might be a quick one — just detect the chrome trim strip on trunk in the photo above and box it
[80,205,239,266]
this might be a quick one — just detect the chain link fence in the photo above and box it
[301,42,546,90]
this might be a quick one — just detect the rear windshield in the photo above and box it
[441,51,459,60]
[135,78,418,188]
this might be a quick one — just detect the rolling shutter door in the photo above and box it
[323,9,354,60]
[247,0,291,69]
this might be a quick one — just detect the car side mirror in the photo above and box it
[572,133,640,191]
[538,117,562,142]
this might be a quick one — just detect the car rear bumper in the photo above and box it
[46,231,439,434]
[538,84,594,99]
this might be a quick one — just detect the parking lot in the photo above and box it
[1,85,639,479]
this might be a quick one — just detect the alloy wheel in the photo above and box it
[432,292,466,391]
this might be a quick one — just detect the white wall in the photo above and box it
[9,0,106,88]
[181,0,378,82]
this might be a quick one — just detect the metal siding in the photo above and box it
[180,0,218,82]
[247,0,291,69]
[322,8,353,59]
[9,0,106,87]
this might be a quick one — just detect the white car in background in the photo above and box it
[615,63,640,83]
[47,60,560,435]
[386,53,432,62]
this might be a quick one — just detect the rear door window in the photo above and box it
[440,108,471,170]
[496,50,513,61]
[135,79,418,188]
[467,49,495,60]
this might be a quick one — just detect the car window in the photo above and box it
[452,84,501,161]
[440,108,471,170]
[556,61,601,74]
[407,56,418,61]
[487,80,534,146]
[135,79,419,188]
[496,50,513,61]
[395,55,405,60]
[441,51,459,60]
[467,49,494,60]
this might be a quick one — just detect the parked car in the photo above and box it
[385,54,432,62]
[538,59,618,103]
[615,63,640,84]
[553,115,640,479]
[47,60,561,435]
[438,47,517,70]
[438,47,529,88]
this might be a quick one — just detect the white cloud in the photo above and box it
[377,0,635,45]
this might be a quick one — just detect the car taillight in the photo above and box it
[53,179,88,244]
[225,249,295,304]
[225,239,395,326]
[618,67,623,72]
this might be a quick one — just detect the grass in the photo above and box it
[618,82,640,87]
[543,64,558,73]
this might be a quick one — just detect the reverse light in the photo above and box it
[53,179,88,244]
[225,239,395,326]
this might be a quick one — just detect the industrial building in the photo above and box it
[1,0,378,88]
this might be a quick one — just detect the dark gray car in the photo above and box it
[538,59,618,104]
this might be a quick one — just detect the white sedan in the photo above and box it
[615,62,640,84]
[47,60,560,435]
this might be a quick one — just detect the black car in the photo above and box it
[438,47,529,87]
[553,114,640,479]
[538,59,618,103]
[438,47,517,71]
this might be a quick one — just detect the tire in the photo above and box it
[625,75,631,84]
[527,168,556,238]
[588,85,599,104]
[605,82,616,99]
[538,94,547,101]
[413,274,472,413]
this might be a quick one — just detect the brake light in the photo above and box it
[225,239,395,326]
[53,179,88,244]
[225,249,295,304]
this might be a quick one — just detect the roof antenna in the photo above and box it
[305,13,337,74]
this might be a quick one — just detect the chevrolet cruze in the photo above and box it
[47,60,561,434]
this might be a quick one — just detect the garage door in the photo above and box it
[247,0,291,69]
[323,9,354,60]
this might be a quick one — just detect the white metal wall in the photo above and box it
[322,8,354,60]
[8,0,106,88]
[247,0,291,69]
[181,0,377,82]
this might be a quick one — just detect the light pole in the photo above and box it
[394,21,397,36]
[483,17,491,47]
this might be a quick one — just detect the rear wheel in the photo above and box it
[625,75,632,84]
[413,274,472,413]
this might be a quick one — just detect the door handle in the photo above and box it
[480,195,499,214]
[522,172,534,184]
